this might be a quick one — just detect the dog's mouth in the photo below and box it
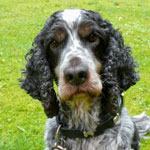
[59,87,101,102]
[73,92,90,97]
[69,92,94,100]
[73,90,97,98]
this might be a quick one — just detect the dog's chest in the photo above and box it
[64,98,101,132]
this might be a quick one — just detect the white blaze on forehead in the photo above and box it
[62,9,82,27]
[60,9,99,73]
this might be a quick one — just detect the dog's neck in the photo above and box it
[59,97,101,132]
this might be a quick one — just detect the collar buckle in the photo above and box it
[83,131,94,138]
[113,113,120,124]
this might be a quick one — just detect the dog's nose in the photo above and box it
[64,66,88,86]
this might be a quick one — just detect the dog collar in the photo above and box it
[56,96,123,139]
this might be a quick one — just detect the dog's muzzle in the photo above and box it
[57,56,102,101]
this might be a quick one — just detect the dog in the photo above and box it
[20,9,150,150]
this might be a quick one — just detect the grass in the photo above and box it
[0,0,150,149]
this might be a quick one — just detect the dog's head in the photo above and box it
[20,9,139,117]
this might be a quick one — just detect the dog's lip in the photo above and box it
[60,91,97,101]
[71,91,95,98]
[73,92,88,97]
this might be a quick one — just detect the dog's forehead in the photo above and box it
[61,9,84,27]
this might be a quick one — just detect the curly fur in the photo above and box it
[20,15,60,117]
[19,9,150,150]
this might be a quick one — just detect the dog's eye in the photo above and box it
[50,39,60,49]
[87,33,99,43]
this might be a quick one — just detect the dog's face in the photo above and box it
[21,9,139,117]
[45,9,108,103]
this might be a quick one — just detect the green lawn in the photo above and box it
[0,0,150,149]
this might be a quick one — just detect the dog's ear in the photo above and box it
[110,26,139,92]
[100,20,139,115]
[20,17,59,118]
[101,20,139,92]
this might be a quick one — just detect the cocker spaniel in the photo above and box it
[20,9,150,150]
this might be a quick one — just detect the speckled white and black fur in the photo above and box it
[20,9,150,150]
[45,107,150,150]
[45,107,136,150]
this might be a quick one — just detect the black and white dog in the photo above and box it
[20,9,150,150]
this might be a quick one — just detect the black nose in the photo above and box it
[64,66,88,86]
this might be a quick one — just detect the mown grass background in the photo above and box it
[0,0,150,149]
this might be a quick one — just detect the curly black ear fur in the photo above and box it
[100,20,139,115]
[20,16,59,118]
